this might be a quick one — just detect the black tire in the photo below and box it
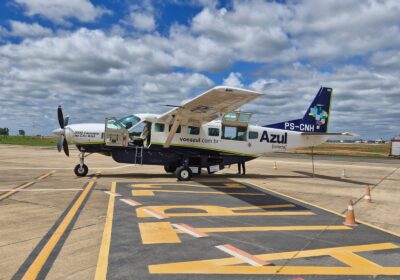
[175,166,192,181]
[74,164,88,177]
[164,165,177,173]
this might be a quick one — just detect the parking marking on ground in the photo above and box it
[132,189,266,196]
[13,176,97,280]
[149,243,400,275]
[0,170,55,202]
[102,181,400,279]
[95,181,116,280]
[136,205,314,217]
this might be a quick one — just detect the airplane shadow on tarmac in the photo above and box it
[96,172,307,180]
[194,177,311,212]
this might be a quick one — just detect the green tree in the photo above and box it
[0,128,9,136]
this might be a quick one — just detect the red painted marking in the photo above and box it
[174,223,208,238]
[216,244,268,266]
[143,208,168,219]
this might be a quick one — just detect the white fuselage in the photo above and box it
[64,114,328,156]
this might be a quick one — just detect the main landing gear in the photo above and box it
[164,165,192,181]
[74,152,89,177]
[175,166,192,181]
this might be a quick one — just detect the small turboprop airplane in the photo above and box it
[53,86,355,180]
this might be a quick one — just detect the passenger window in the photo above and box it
[208,128,220,136]
[154,123,165,132]
[169,124,181,133]
[249,131,258,140]
[188,126,200,135]
[222,126,247,141]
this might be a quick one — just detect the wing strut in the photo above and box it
[164,118,181,148]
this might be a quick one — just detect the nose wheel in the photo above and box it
[74,164,88,177]
[74,151,89,177]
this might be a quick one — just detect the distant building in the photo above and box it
[375,138,386,144]
[390,136,400,157]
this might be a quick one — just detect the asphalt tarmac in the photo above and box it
[1,145,399,279]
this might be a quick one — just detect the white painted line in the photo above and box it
[215,244,267,267]
[120,198,142,207]
[104,191,122,197]
[0,188,82,192]
[172,223,208,238]
[143,208,167,219]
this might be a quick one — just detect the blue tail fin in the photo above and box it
[264,87,332,133]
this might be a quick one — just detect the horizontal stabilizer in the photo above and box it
[301,132,359,137]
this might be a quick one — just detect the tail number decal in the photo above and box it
[284,123,315,132]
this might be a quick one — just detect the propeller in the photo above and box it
[55,106,69,157]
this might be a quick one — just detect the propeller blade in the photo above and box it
[58,106,64,129]
[63,138,69,157]
[57,135,64,152]
[64,115,69,126]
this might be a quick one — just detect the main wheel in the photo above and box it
[164,165,177,173]
[175,166,192,181]
[74,164,88,177]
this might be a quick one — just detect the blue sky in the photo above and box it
[0,0,399,139]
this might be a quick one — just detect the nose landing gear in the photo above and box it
[74,152,89,177]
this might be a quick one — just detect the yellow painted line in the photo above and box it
[22,180,96,280]
[331,251,382,268]
[131,183,245,189]
[95,181,116,280]
[229,204,295,211]
[139,222,181,244]
[36,170,56,180]
[139,223,341,244]
[250,183,400,238]
[132,190,265,196]
[197,225,351,233]
[149,243,400,275]
[136,205,314,218]
[0,181,34,201]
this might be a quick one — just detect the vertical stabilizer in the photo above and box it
[264,87,332,133]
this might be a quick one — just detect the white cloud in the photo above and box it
[8,20,52,38]
[129,12,156,32]
[14,0,110,24]
[222,72,243,88]
[1,0,400,139]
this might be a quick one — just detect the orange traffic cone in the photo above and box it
[343,200,357,226]
[364,185,373,204]
[273,161,277,170]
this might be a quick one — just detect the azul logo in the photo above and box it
[309,105,328,129]
[260,131,287,144]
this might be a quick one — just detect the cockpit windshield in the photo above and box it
[118,115,141,129]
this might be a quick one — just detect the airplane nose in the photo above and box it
[52,128,64,136]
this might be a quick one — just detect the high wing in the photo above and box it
[158,86,263,147]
